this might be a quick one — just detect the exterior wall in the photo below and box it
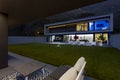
[44,14,113,35]
[45,14,113,45]
[110,34,120,50]
[0,13,8,69]
[46,0,120,32]
[8,36,47,44]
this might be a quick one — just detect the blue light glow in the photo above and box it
[89,22,94,31]
[95,20,109,31]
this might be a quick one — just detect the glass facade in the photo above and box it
[47,19,110,33]
[48,24,76,33]
[95,20,109,31]
[95,33,108,43]
[51,34,93,42]
[76,22,88,31]
[66,34,93,42]
[89,22,95,31]
[45,15,112,45]
[51,33,109,44]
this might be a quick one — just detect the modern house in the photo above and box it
[45,0,120,31]
[44,14,113,45]
[44,0,120,46]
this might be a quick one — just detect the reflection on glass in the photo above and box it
[76,23,88,31]
[95,33,108,43]
[89,22,94,31]
[95,20,109,31]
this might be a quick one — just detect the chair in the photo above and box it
[43,57,86,80]
[59,67,78,80]
[43,65,71,80]
[74,57,85,71]
[75,60,86,80]
[59,57,86,80]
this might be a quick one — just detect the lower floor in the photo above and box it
[48,33,110,45]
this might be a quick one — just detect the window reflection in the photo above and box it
[76,22,88,31]
[95,33,108,43]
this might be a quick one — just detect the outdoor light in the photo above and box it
[37,32,40,35]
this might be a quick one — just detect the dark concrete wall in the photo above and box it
[110,34,120,50]
[0,13,8,69]
[8,36,47,44]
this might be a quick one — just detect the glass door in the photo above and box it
[95,33,108,44]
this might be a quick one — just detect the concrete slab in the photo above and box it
[8,52,34,68]
[1,52,95,80]
[14,60,46,76]
[0,52,57,78]
[8,52,57,72]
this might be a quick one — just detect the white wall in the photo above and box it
[8,36,47,44]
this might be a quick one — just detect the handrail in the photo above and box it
[75,61,87,80]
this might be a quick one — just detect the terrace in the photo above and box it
[0,51,92,80]
[8,43,120,80]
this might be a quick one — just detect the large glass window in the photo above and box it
[77,34,93,42]
[52,35,64,42]
[89,22,95,31]
[47,19,110,34]
[65,34,93,42]
[95,33,108,43]
[89,20,110,31]
[76,22,88,31]
[48,24,76,33]
[95,20,109,31]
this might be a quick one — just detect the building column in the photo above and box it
[93,33,95,42]
[0,13,8,69]
[107,32,111,45]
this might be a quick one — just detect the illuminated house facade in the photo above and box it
[44,14,113,45]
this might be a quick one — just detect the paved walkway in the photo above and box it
[0,52,57,79]
[0,52,94,80]
[8,52,57,72]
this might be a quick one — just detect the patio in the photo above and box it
[0,52,93,80]
[0,52,57,80]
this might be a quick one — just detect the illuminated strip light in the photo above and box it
[48,18,109,29]
[48,25,66,29]
[48,23,77,29]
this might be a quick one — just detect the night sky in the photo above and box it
[0,0,104,26]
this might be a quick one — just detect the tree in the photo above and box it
[97,34,106,42]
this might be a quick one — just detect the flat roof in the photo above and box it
[45,14,113,27]
[44,14,113,35]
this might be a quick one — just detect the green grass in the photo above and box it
[8,43,120,80]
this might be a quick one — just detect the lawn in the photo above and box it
[8,43,120,80]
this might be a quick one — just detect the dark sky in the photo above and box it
[0,0,104,26]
